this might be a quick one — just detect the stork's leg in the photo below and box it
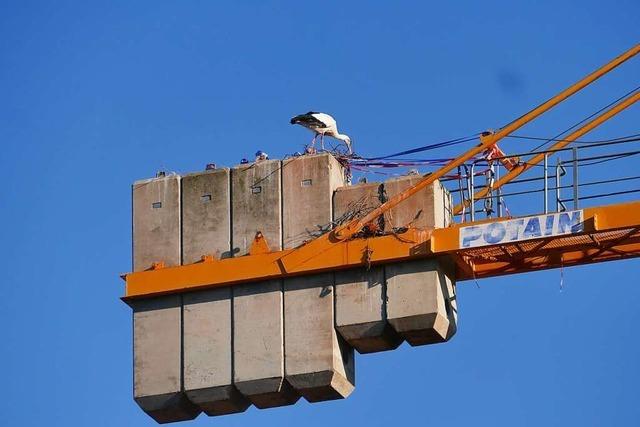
[306,133,318,154]
[320,134,325,151]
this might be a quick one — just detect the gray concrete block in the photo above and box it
[182,169,231,263]
[231,160,282,255]
[333,182,384,229]
[284,274,355,402]
[132,295,200,423]
[233,281,300,408]
[383,176,448,231]
[132,175,181,272]
[183,288,250,416]
[333,183,401,353]
[283,153,346,249]
[335,267,402,353]
[440,257,458,340]
[386,259,454,346]
[434,179,453,228]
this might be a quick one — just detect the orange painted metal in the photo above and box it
[592,201,640,231]
[124,201,640,300]
[150,261,165,270]
[123,229,433,301]
[249,231,271,256]
[338,43,640,240]
[483,141,520,171]
[432,201,640,253]
[122,45,640,300]
[453,90,640,215]
[454,230,640,279]
[432,201,640,279]
[278,43,640,272]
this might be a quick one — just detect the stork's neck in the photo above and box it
[335,133,350,142]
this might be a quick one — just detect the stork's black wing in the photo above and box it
[290,112,328,128]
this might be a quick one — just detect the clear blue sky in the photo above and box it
[1,1,639,426]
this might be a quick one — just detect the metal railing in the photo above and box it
[444,137,640,223]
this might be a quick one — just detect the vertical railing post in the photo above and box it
[462,165,470,223]
[572,147,579,209]
[470,164,475,222]
[556,158,563,212]
[456,166,465,223]
[543,153,549,214]
[496,164,503,217]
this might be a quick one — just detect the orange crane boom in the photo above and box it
[124,201,640,299]
[280,43,640,271]
[122,43,640,301]
[453,90,640,215]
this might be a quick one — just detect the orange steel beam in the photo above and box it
[431,200,640,253]
[339,43,640,239]
[123,229,432,301]
[123,201,640,300]
[461,239,640,280]
[279,44,640,272]
[453,90,640,215]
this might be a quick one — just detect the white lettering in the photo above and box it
[459,210,584,249]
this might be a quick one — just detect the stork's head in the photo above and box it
[336,134,352,154]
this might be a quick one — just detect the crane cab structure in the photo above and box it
[122,44,640,423]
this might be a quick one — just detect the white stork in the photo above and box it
[290,112,352,154]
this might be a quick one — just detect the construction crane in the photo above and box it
[122,43,640,301]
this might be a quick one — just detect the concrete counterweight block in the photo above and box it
[183,288,250,416]
[383,176,450,231]
[181,168,231,263]
[233,281,300,408]
[333,182,384,228]
[132,174,181,271]
[283,153,346,249]
[132,296,200,423]
[335,267,402,353]
[284,274,355,402]
[333,183,402,353]
[231,160,282,256]
[386,259,456,346]
[440,258,458,340]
